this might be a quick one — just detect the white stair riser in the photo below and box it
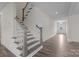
[27,39,39,44]
[27,36,34,38]
[27,42,40,50]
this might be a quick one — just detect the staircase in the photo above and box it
[13,21,43,57]
[13,2,43,57]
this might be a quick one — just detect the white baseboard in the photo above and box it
[44,33,56,42]
[68,39,79,43]
[48,33,56,39]
[27,46,43,57]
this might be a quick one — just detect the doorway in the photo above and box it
[56,20,67,34]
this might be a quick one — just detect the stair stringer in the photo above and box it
[27,46,43,57]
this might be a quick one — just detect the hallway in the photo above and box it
[0,2,79,57]
[34,34,79,57]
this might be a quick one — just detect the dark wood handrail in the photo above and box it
[36,25,41,29]
[22,2,29,21]
[23,2,29,10]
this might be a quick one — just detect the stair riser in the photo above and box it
[27,39,39,44]
[28,42,40,50]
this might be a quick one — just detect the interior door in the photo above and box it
[57,21,66,34]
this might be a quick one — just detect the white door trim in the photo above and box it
[0,12,3,45]
[55,20,68,34]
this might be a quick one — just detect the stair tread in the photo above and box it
[28,44,41,54]
[27,39,38,44]
[25,14,28,16]
[20,44,41,57]
[29,8,32,10]
[27,40,39,47]
[27,34,33,36]
[14,41,20,44]
[27,11,30,13]
[27,37,35,41]
[26,31,31,33]
[20,53,23,57]
[17,47,23,50]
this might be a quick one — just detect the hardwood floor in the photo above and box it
[33,34,79,57]
[0,34,79,57]
[0,45,15,57]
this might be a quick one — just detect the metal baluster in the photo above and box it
[36,25,43,46]
[40,27,43,45]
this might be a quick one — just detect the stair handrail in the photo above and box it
[15,2,32,57]
[22,2,29,56]
[22,2,29,21]
[21,2,33,57]
[36,25,43,46]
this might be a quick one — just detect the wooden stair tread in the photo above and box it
[28,44,41,54]
[27,40,39,47]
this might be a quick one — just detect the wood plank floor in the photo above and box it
[0,34,79,57]
[0,45,15,57]
[33,34,79,57]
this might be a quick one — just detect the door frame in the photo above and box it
[55,20,68,34]
[0,13,3,46]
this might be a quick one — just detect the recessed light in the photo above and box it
[56,11,58,15]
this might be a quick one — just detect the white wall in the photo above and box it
[68,2,79,42]
[24,6,55,41]
[24,2,71,41]
[68,15,79,42]
[16,2,26,22]
[0,3,21,56]
[0,2,75,57]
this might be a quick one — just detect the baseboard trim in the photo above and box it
[48,33,56,39]
[68,40,79,43]
[44,33,56,42]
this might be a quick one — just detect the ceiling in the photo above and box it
[69,2,79,16]
[0,2,8,11]
[0,2,79,20]
[32,2,72,20]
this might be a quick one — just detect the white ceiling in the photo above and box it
[0,2,79,19]
[32,2,72,20]
[0,2,8,11]
[69,2,79,16]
